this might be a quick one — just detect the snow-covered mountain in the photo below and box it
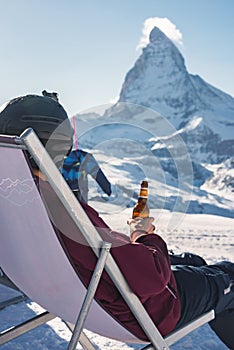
[116,26,234,160]
[74,27,234,217]
[118,27,234,140]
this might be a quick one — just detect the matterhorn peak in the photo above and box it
[149,26,169,44]
[117,24,234,136]
[118,25,196,124]
[147,26,181,58]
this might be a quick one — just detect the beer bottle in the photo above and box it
[132,180,149,218]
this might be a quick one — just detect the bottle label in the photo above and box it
[139,187,148,198]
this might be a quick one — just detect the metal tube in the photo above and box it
[64,323,96,350]
[0,312,55,345]
[67,241,111,350]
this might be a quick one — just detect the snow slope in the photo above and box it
[73,106,234,218]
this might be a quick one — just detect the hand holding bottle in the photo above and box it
[128,217,156,242]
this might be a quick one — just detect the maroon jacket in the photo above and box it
[38,178,181,340]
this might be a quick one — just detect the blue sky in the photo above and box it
[0,0,233,116]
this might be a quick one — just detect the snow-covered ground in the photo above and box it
[1,210,233,350]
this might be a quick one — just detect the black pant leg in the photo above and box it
[209,309,234,349]
[173,262,234,348]
[173,265,217,328]
[169,252,207,266]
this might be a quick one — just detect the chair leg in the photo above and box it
[67,241,111,350]
[65,322,96,350]
[0,311,55,345]
[0,294,28,310]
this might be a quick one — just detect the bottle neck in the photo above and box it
[137,197,148,204]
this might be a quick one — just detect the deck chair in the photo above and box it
[0,129,215,350]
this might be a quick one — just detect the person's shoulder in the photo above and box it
[66,149,95,163]
[79,149,89,156]
[66,149,83,159]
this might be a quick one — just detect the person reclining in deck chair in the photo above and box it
[0,93,233,349]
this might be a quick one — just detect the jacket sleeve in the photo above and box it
[110,233,172,298]
[85,154,111,196]
[81,202,172,298]
[41,177,172,299]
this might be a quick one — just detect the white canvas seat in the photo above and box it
[0,130,215,350]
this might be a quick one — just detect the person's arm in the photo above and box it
[111,234,172,298]
[40,176,172,299]
[83,153,111,196]
[95,170,112,196]
[110,217,172,298]
[78,202,173,299]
